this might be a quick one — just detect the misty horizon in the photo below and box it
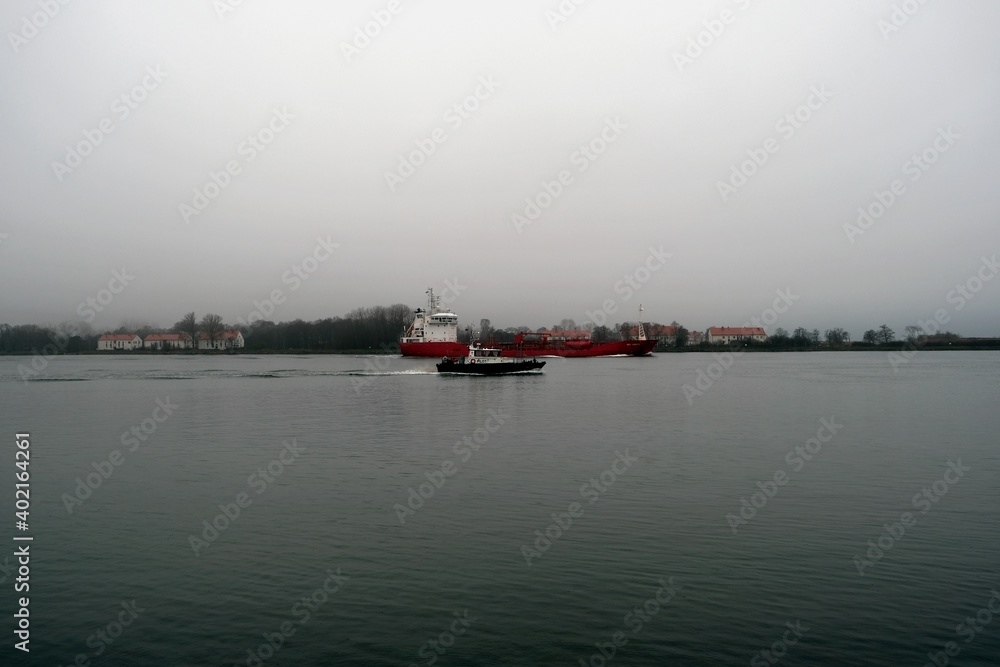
[2,1,999,338]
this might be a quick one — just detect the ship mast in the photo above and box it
[636,304,646,341]
[426,287,441,314]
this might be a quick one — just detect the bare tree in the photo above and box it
[388,303,413,334]
[175,312,198,348]
[772,327,790,341]
[591,325,612,343]
[877,324,895,344]
[675,325,689,348]
[480,318,493,340]
[905,325,923,342]
[863,329,878,344]
[201,313,224,347]
[825,328,848,346]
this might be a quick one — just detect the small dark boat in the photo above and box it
[437,342,545,375]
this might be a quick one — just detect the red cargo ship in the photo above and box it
[399,289,656,358]
[501,330,655,357]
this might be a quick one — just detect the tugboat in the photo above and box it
[437,341,545,375]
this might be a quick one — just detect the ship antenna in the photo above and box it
[637,304,646,341]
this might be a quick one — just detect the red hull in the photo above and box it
[499,339,656,357]
[399,341,469,358]
[400,339,655,358]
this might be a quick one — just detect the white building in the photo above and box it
[97,334,143,351]
[197,330,245,350]
[144,333,193,350]
[707,327,767,344]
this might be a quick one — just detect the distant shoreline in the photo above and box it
[2,344,999,357]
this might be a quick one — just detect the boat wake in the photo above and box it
[17,368,437,382]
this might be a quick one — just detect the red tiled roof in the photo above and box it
[98,334,139,341]
[646,325,678,336]
[145,333,190,341]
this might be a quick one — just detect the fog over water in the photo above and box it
[2,1,999,336]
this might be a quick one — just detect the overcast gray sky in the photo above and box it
[2,0,998,338]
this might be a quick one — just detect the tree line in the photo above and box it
[0,311,981,355]
[0,304,413,354]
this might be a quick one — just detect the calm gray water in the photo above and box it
[1,352,998,666]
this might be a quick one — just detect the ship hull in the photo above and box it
[437,359,545,375]
[500,339,656,357]
[399,341,469,358]
[400,339,656,358]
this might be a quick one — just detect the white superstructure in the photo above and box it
[401,288,458,344]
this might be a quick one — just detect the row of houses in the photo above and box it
[636,325,767,346]
[97,330,245,351]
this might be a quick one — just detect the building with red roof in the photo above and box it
[707,327,767,344]
[197,330,245,350]
[143,333,193,350]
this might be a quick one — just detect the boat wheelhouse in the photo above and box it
[437,341,545,375]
